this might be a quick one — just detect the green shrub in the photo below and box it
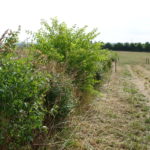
[32,18,101,61]
[0,56,49,149]
[31,18,113,93]
[45,73,75,119]
[0,19,114,149]
[67,49,111,91]
[0,27,77,149]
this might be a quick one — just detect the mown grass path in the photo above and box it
[48,62,150,150]
[127,65,150,103]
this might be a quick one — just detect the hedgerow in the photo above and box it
[0,18,114,149]
[0,28,76,150]
[32,18,114,92]
[0,56,49,149]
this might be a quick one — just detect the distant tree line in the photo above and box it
[103,42,150,52]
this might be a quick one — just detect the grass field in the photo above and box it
[116,51,150,65]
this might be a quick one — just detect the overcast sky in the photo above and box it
[0,0,150,43]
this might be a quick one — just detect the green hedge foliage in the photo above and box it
[0,56,49,149]
[32,18,114,92]
[0,18,114,149]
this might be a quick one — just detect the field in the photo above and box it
[49,51,150,150]
[117,51,150,66]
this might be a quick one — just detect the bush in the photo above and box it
[0,56,49,149]
[45,73,75,119]
[31,18,113,93]
[67,49,111,91]
[0,19,114,149]
[0,55,76,149]
[33,18,101,61]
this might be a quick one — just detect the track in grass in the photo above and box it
[47,51,150,150]
[127,65,150,103]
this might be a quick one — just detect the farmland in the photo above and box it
[117,51,150,65]
[0,19,150,149]
[49,51,150,150]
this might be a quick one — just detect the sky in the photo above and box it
[0,0,150,43]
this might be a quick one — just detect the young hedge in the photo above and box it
[0,56,48,149]
[0,29,75,150]
[32,18,114,93]
[0,18,115,149]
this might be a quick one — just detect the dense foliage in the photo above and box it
[32,18,114,92]
[0,28,75,150]
[0,18,114,150]
[0,56,48,149]
[104,42,150,52]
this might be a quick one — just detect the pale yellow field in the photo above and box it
[116,51,150,65]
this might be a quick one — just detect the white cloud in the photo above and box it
[0,0,150,42]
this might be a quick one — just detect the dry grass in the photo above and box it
[116,51,150,65]
[45,63,150,150]
[35,51,150,150]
